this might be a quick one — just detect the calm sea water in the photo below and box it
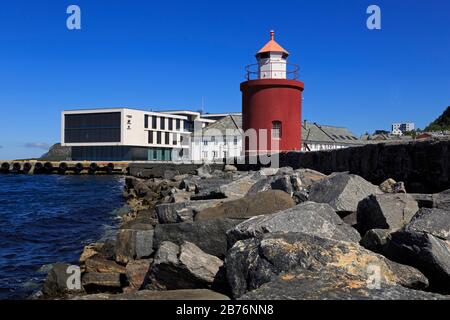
[0,174,125,300]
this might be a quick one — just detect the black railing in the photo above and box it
[245,62,299,80]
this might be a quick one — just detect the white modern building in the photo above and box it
[61,108,213,161]
[391,122,415,135]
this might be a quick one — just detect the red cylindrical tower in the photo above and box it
[241,31,304,154]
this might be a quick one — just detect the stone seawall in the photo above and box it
[129,138,450,194]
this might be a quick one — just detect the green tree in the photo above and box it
[425,106,450,131]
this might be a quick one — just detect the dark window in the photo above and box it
[173,133,178,145]
[144,115,149,128]
[176,119,181,130]
[152,116,157,129]
[272,121,281,139]
[157,131,162,144]
[160,117,166,130]
[165,132,170,144]
[64,112,121,143]
[169,119,173,131]
[148,131,153,144]
[258,52,270,59]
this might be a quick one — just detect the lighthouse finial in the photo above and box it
[270,30,275,40]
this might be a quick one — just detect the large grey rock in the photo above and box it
[125,259,152,290]
[226,201,361,248]
[42,263,84,297]
[156,200,223,224]
[357,193,419,235]
[82,272,123,293]
[194,190,295,221]
[383,230,450,293]
[433,189,450,210]
[73,289,230,300]
[148,241,223,290]
[360,229,391,254]
[114,229,154,265]
[406,208,450,240]
[308,172,381,212]
[239,270,445,300]
[153,218,241,258]
[225,232,428,299]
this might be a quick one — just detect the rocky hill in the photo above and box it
[425,106,450,131]
[40,143,71,161]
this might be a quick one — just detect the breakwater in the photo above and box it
[0,161,128,175]
[128,138,450,194]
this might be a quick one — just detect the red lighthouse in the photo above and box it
[241,30,304,155]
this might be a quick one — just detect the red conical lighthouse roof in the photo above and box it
[257,30,289,56]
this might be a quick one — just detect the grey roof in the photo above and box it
[202,115,243,136]
[302,122,363,145]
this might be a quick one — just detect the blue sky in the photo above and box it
[0,0,449,159]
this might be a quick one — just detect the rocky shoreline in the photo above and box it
[39,164,450,300]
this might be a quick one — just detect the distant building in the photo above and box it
[301,121,364,151]
[191,114,243,161]
[392,122,415,135]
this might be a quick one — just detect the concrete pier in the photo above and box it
[0,160,130,175]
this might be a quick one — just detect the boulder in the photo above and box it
[156,200,223,224]
[356,194,419,235]
[190,178,231,200]
[125,259,152,290]
[194,190,295,221]
[246,175,277,195]
[405,207,450,240]
[82,272,123,293]
[42,263,84,297]
[134,182,151,197]
[360,229,391,254]
[226,201,361,248]
[85,256,126,274]
[239,270,444,300]
[79,243,103,265]
[148,241,223,290]
[256,167,279,177]
[114,229,154,265]
[156,202,194,224]
[432,189,450,210]
[72,289,230,300]
[218,173,261,200]
[196,164,213,178]
[153,218,241,258]
[225,232,428,298]
[308,172,381,213]
[223,164,237,172]
[383,230,450,293]
[293,168,327,187]
[379,178,406,193]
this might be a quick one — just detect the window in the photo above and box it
[160,117,166,130]
[223,151,227,158]
[212,151,218,158]
[233,136,238,145]
[203,140,208,146]
[152,116,157,129]
[144,115,149,128]
[172,133,178,145]
[272,121,281,139]
[223,136,227,145]
[202,151,208,158]
[211,136,215,144]
[169,119,173,131]
[165,132,170,145]
[176,119,181,130]
[157,131,162,144]
[64,112,121,143]
[148,131,154,144]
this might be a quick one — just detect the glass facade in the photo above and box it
[72,146,174,161]
[65,112,121,143]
